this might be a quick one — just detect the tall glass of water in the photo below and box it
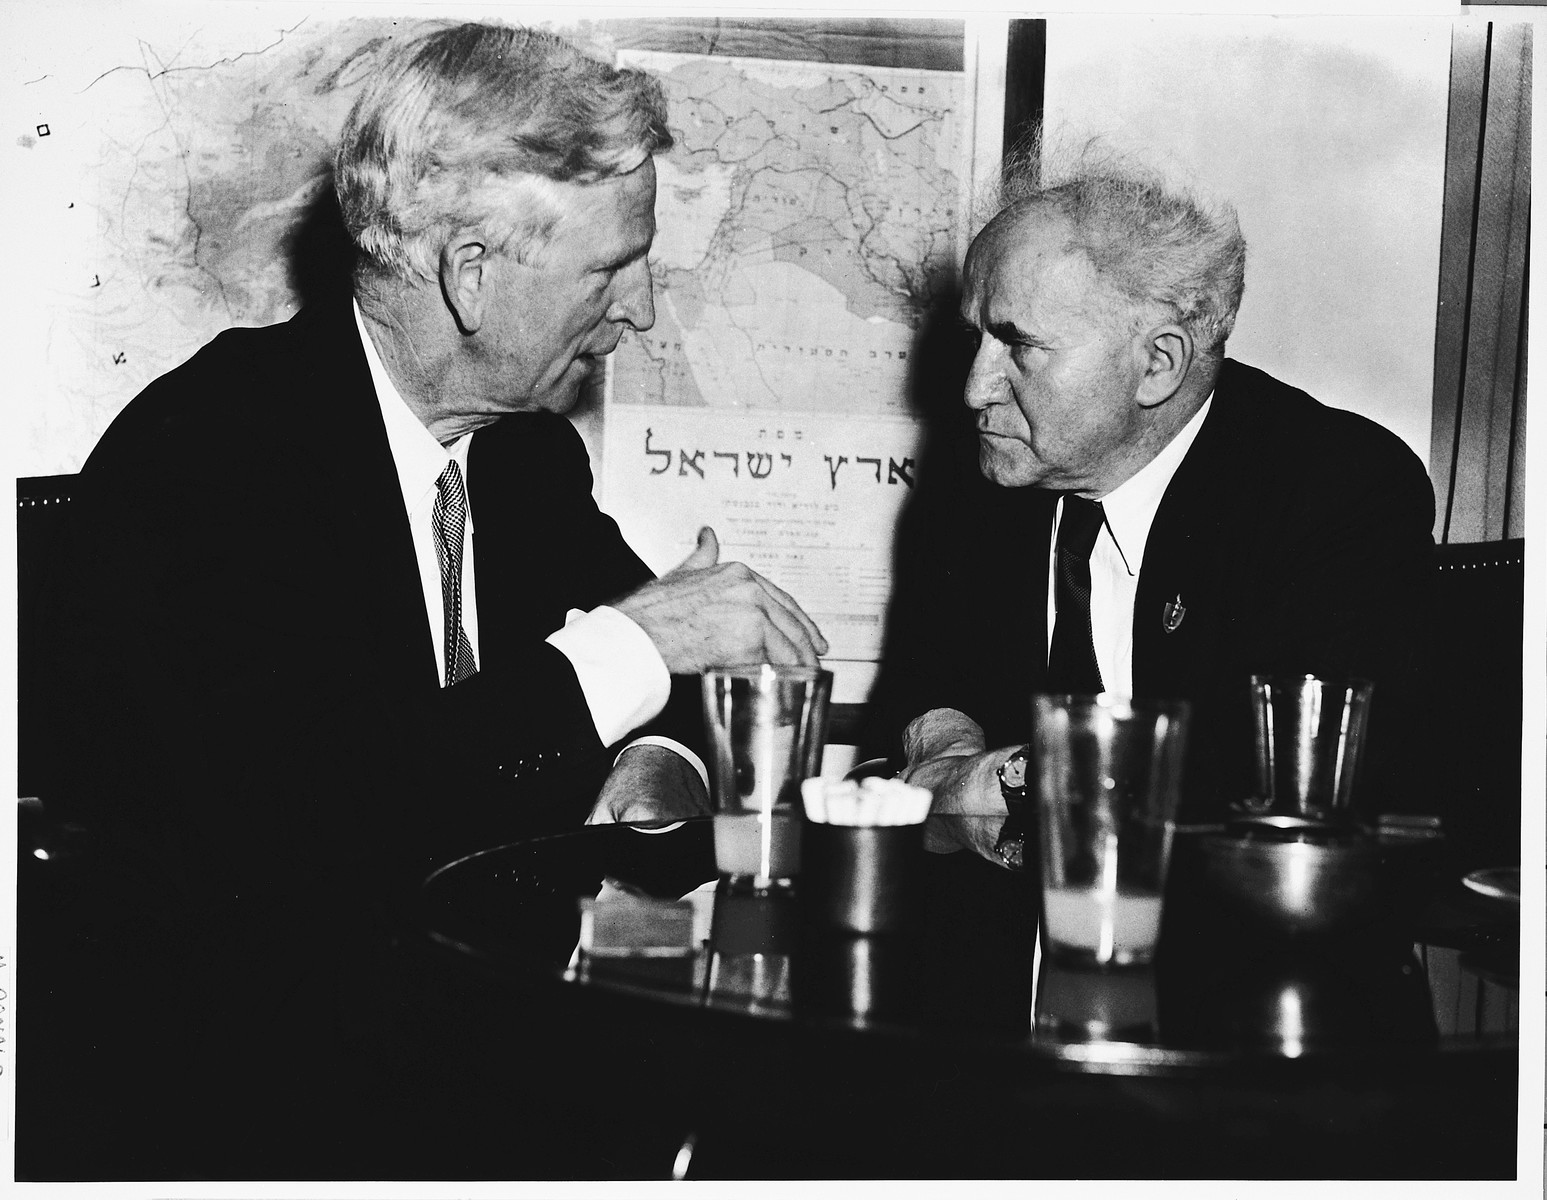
[702,663,832,893]
[1034,694,1190,968]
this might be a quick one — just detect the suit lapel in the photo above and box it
[465,413,585,677]
[289,301,440,690]
[1131,374,1238,697]
[466,426,516,674]
[1021,487,1056,693]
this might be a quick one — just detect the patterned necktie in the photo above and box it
[431,460,478,686]
[1046,494,1106,695]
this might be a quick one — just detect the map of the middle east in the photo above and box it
[12,12,967,681]
[602,49,964,674]
[611,51,962,414]
[17,16,411,469]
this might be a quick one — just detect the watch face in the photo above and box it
[999,750,1029,793]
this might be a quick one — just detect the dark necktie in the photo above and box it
[432,460,478,686]
[1046,494,1106,694]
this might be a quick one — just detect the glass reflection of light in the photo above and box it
[1285,845,1315,910]
[1277,985,1306,1058]
[1096,830,1119,962]
[705,950,791,1013]
[1033,959,1159,1046]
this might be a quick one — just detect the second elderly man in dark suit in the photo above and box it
[858,146,1434,1034]
[867,146,1434,870]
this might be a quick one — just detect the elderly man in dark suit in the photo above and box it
[41,23,824,1178]
[866,149,1434,871]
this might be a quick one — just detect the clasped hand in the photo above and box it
[613,526,828,672]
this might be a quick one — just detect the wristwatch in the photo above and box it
[994,746,1031,870]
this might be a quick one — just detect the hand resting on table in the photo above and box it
[899,707,1021,866]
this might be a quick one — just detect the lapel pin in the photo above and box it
[1162,594,1186,633]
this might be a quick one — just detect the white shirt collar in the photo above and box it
[1094,393,1213,577]
[352,298,470,517]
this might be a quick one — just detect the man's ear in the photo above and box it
[1135,323,1194,409]
[440,234,489,336]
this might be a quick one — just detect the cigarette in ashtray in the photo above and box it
[800,776,932,826]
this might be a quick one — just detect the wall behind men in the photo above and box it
[3,11,1455,479]
[1041,15,1452,468]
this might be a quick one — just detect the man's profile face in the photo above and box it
[959,204,1151,496]
[475,157,658,415]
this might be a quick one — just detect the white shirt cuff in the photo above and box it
[546,605,670,747]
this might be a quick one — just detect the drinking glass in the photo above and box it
[1034,694,1190,967]
[1247,674,1373,821]
[702,663,831,892]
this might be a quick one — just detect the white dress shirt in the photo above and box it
[352,302,705,786]
[1047,397,1212,696]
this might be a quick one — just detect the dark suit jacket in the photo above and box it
[865,358,1436,822]
[39,299,702,1172]
[57,297,701,899]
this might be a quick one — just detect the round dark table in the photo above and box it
[408,819,1519,1180]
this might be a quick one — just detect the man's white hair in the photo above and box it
[335,22,673,282]
[988,135,1247,358]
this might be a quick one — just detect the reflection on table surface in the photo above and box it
[419,817,1516,1067]
[414,817,1519,1179]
